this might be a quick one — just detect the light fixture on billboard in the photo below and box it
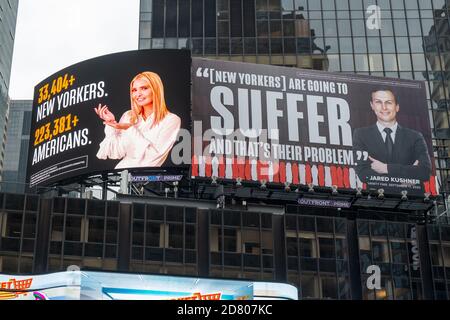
[164,187,170,198]
[424,192,431,203]
[401,190,408,201]
[377,188,385,199]
[284,181,291,192]
[119,170,129,194]
[211,176,218,185]
[215,184,225,209]
[308,183,314,193]
[331,185,338,195]
[356,187,363,197]
[260,179,267,189]
[173,181,179,198]
[236,177,242,187]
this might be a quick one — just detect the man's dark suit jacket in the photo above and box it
[352,124,431,182]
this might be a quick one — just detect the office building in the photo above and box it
[2,100,31,193]
[0,0,19,179]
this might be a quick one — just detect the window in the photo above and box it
[380,19,394,36]
[359,236,370,251]
[141,0,152,12]
[317,218,333,233]
[353,37,367,53]
[86,218,103,243]
[166,206,183,222]
[321,276,337,299]
[185,225,196,250]
[341,54,355,71]
[300,232,317,258]
[383,53,398,70]
[390,241,407,263]
[243,212,259,227]
[192,0,203,37]
[132,220,144,246]
[336,237,348,260]
[168,224,183,249]
[397,54,412,71]
[4,212,22,237]
[243,1,256,36]
[443,245,450,266]
[230,0,242,37]
[430,243,443,266]
[323,20,337,36]
[301,274,320,299]
[65,216,82,242]
[146,222,161,247]
[5,194,25,210]
[178,1,190,37]
[147,205,164,221]
[319,237,335,259]
[222,228,238,252]
[51,215,64,242]
[242,229,260,254]
[372,240,390,263]
[224,210,240,226]
[368,54,383,71]
[407,19,422,36]
[351,20,365,36]
[261,230,273,254]
[165,0,177,37]
[151,0,164,37]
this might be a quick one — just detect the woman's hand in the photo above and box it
[94,104,116,123]
[103,121,133,130]
[94,104,133,130]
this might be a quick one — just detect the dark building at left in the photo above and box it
[0,0,19,182]
[2,100,32,194]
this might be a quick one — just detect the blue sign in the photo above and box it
[298,197,352,208]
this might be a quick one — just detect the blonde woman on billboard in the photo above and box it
[94,71,181,169]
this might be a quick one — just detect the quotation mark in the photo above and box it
[196,67,210,78]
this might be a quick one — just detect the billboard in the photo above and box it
[192,58,437,196]
[27,49,191,188]
[0,271,298,300]
[0,272,79,300]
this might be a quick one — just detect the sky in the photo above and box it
[9,0,139,100]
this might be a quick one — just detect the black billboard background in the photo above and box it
[191,58,436,196]
[27,49,191,188]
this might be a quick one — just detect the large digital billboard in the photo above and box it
[192,58,437,196]
[26,49,191,188]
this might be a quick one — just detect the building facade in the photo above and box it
[139,0,450,194]
[0,0,19,179]
[2,100,32,194]
[0,192,448,300]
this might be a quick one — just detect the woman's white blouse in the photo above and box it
[96,111,181,169]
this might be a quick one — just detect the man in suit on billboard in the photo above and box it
[352,88,431,185]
